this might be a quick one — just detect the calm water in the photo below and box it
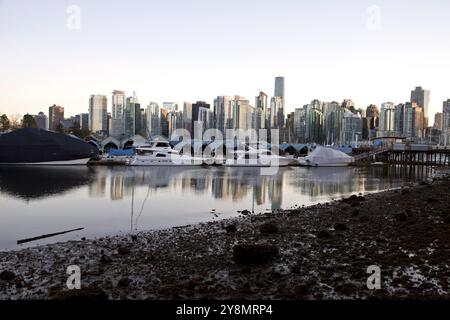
[0,165,433,251]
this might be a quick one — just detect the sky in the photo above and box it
[1,0,449,119]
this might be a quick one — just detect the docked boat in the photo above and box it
[0,128,98,165]
[128,145,205,166]
[225,147,291,167]
[297,146,354,167]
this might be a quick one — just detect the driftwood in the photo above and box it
[17,228,84,245]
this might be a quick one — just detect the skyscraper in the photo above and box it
[403,102,424,139]
[378,102,396,137]
[111,90,126,138]
[48,104,64,131]
[273,76,285,128]
[213,96,232,134]
[394,103,405,136]
[89,94,108,133]
[411,86,430,126]
[183,102,193,132]
[125,93,139,137]
[443,99,450,145]
[146,102,161,137]
[192,101,210,137]
[254,92,268,131]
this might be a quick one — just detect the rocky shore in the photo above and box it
[1,171,449,300]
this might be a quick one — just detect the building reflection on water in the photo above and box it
[0,165,434,206]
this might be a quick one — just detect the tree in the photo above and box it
[55,123,65,134]
[0,114,10,132]
[21,114,38,128]
[9,114,22,130]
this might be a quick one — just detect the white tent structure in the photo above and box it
[298,146,354,167]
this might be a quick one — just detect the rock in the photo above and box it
[81,237,86,241]
[117,277,131,288]
[293,285,310,296]
[443,217,450,224]
[117,246,131,255]
[427,197,438,204]
[395,213,408,222]
[241,210,251,216]
[100,255,113,264]
[224,224,237,233]
[50,287,108,301]
[259,221,279,234]
[334,223,348,231]
[352,209,360,216]
[317,230,331,239]
[131,235,138,242]
[232,244,279,265]
[0,270,15,281]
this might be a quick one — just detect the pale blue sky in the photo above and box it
[1,0,449,118]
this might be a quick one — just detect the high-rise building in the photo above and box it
[254,92,268,131]
[293,107,307,142]
[192,101,210,137]
[403,102,424,139]
[274,76,285,127]
[343,111,363,145]
[48,104,64,131]
[213,96,232,134]
[182,102,193,133]
[274,77,285,101]
[443,99,450,145]
[378,102,396,137]
[323,101,343,144]
[365,104,379,139]
[146,102,161,137]
[305,101,324,143]
[125,93,140,137]
[270,96,284,129]
[411,86,430,125]
[111,90,126,138]
[89,94,108,133]
[75,113,89,131]
[394,103,405,136]
[434,112,443,130]
[33,112,48,130]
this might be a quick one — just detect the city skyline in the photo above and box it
[1,0,450,117]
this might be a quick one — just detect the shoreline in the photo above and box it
[0,169,449,300]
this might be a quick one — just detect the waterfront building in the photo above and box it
[254,92,268,131]
[270,96,284,129]
[443,99,450,146]
[293,107,307,142]
[32,112,48,130]
[394,103,405,136]
[125,93,140,137]
[213,96,232,134]
[89,94,108,134]
[305,101,324,143]
[323,101,343,144]
[411,86,430,126]
[146,102,161,137]
[75,113,89,131]
[343,111,363,145]
[403,102,424,140]
[182,102,193,132]
[192,101,210,137]
[111,90,126,138]
[48,104,64,131]
[378,102,396,137]
[434,112,443,130]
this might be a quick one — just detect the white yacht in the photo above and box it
[225,147,291,167]
[128,141,205,166]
